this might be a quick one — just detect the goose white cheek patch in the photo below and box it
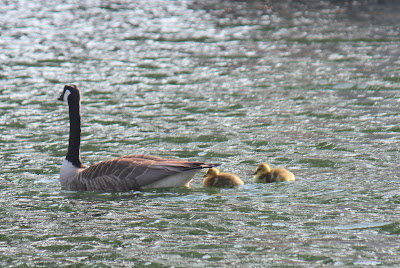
[63,89,71,102]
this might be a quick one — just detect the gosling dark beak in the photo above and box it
[252,171,257,175]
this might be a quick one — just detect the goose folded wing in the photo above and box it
[77,155,209,191]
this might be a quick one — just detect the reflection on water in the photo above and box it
[1,0,400,267]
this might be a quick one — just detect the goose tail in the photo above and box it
[197,162,221,169]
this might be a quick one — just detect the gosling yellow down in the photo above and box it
[203,168,244,188]
[253,163,295,183]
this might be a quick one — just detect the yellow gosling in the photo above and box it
[253,163,295,183]
[203,168,244,188]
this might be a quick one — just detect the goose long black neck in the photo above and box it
[65,88,84,168]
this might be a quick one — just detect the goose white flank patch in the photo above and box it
[58,84,220,192]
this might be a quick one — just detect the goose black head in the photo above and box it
[58,84,80,102]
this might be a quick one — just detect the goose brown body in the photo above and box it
[253,163,295,183]
[203,168,244,188]
[62,154,217,192]
[58,85,219,192]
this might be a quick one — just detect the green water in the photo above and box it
[1,0,400,267]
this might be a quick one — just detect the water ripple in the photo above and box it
[1,0,400,267]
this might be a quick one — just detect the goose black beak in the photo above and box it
[57,94,64,101]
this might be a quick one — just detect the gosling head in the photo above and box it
[206,167,220,178]
[254,163,271,175]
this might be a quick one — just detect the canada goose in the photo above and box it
[58,84,220,192]
[253,163,295,183]
[203,168,244,188]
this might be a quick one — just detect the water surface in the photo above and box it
[1,0,400,267]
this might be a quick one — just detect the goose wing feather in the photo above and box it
[75,154,218,192]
